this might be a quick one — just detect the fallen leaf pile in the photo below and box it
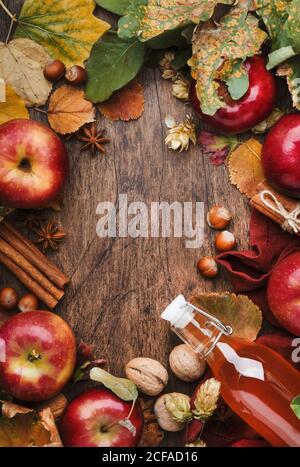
[99,79,145,121]
[228,138,264,198]
[48,86,95,134]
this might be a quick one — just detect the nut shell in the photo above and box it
[154,393,190,432]
[65,65,87,86]
[43,60,66,82]
[215,230,236,251]
[197,256,218,278]
[169,344,206,382]
[207,205,231,230]
[125,357,168,396]
[0,287,18,310]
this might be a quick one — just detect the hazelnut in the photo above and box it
[169,344,206,382]
[125,357,168,396]
[207,205,231,230]
[154,393,190,432]
[197,256,218,278]
[215,230,236,251]
[43,60,66,82]
[18,294,39,312]
[0,287,18,310]
[65,65,87,86]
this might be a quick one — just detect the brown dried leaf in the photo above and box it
[190,293,262,341]
[98,79,145,121]
[228,138,264,198]
[0,401,62,447]
[48,85,95,135]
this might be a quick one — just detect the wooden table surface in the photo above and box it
[0,2,252,447]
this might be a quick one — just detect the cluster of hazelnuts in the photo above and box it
[43,59,87,86]
[197,205,235,279]
[0,287,39,313]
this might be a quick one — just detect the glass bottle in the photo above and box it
[161,295,300,447]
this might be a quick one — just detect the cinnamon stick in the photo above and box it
[0,251,58,309]
[0,237,64,301]
[0,221,69,288]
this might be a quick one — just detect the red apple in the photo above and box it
[262,114,300,198]
[59,388,143,447]
[0,310,76,401]
[0,119,69,209]
[189,55,276,135]
[267,252,300,336]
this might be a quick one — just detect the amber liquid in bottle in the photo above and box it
[166,303,300,447]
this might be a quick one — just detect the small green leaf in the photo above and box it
[96,0,130,15]
[172,47,192,70]
[225,62,250,100]
[86,31,145,103]
[90,368,138,402]
[146,28,188,50]
[291,395,300,419]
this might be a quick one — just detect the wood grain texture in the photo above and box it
[0,1,251,447]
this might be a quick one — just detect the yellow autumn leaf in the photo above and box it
[228,138,264,198]
[15,0,111,67]
[0,85,29,125]
[48,85,95,134]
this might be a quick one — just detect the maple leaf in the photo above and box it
[118,0,235,41]
[0,38,52,106]
[228,138,264,198]
[98,79,145,121]
[188,3,267,115]
[0,401,62,447]
[47,86,95,135]
[0,84,29,125]
[277,57,300,110]
[190,293,262,341]
[15,0,110,67]
[254,0,300,69]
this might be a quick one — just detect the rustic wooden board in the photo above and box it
[0,1,251,447]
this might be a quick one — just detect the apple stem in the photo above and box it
[28,349,42,362]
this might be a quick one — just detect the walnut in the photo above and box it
[154,393,190,432]
[169,344,206,382]
[125,357,168,396]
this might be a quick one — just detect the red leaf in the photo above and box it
[256,332,300,371]
[230,438,271,447]
[98,79,145,121]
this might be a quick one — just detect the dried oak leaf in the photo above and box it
[190,293,262,341]
[188,2,267,115]
[0,401,62,447]
[48,86,95,135]
[15,0,110,67]
[118,0,234,41]
[228,138,264,198]
[0,38,52,106]
[0,84,29,125]
[98,79,145,121]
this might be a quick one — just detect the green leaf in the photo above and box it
[255,0,300,69]
[225,61,250,100]
[188,4,267,115]
[96,0,131,15]
[90,368,138,401]
[172,47,192,70]
[291,395,300,419]
[118,0,234,41]
[86,31,145,103]
[278,56,300,110]
[14,0,110,67]
[190,293,263,341]
[146,28,188,49]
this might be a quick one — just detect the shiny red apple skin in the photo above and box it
[189,55,276,135]
[267,252,300,336]
[0,310,76,401]
[262,114,300,198]
[0,119,69,209]
[59,388,143,447]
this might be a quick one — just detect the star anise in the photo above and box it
[17,209,48,231]
[77,124,110,155]
[34,221,66,252]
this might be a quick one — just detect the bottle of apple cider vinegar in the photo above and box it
[161,295,300,447]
